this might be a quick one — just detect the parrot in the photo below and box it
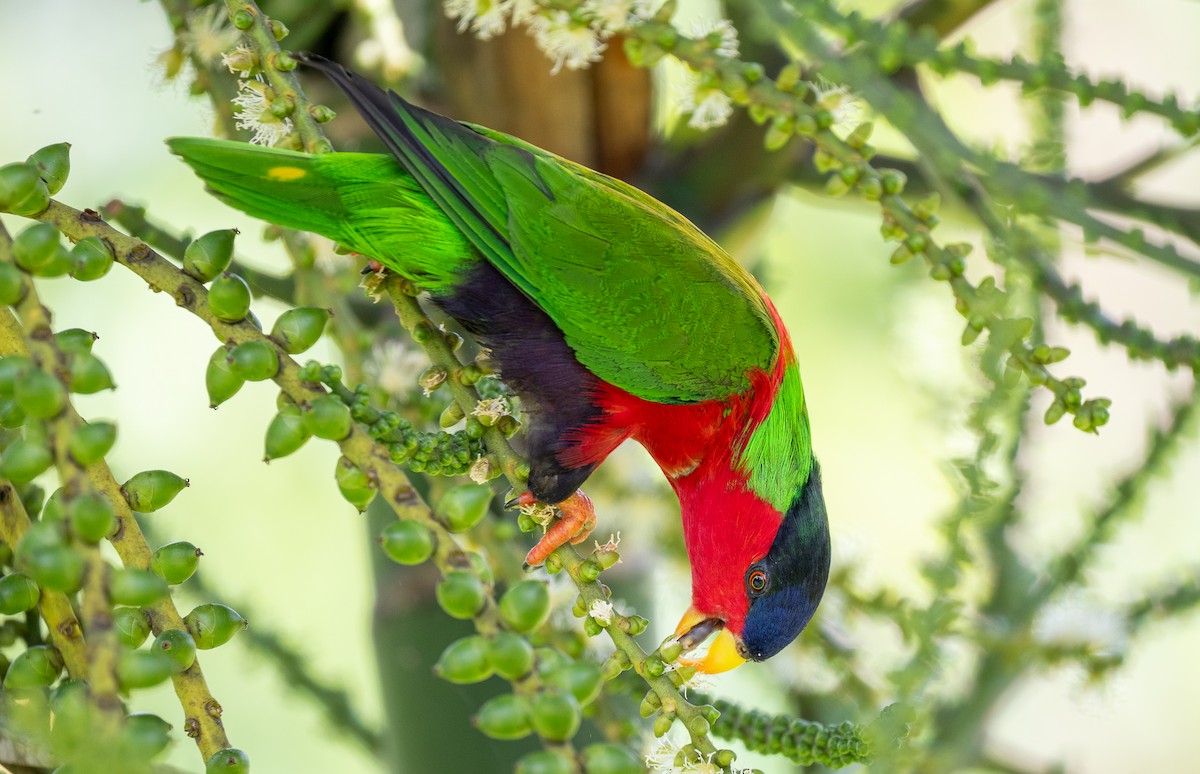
[167,53,830,673]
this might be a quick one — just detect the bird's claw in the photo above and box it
[521,490,595,569]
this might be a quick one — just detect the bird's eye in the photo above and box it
[747,569,768,595]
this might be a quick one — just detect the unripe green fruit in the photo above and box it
[16,519,65,557]
[68,421,116,465]
[264,409,311,461]
[12,222,61,272]
[152,541,201,584]
[515,751,574,774]
[183,229,236,282]
[304,395,352,440]
[546,660,603,707]
[56,328,96,353]
[154,629,197,673]
[208,273,251,322]
[488,632,534,680]
[27,142,70,194]
[122,469,188,512]
[0,572,40,615]
[4,644,63,689]
[474,694,532,740]
[0,439,53,482]
[379,520,434,565]
[35,244,74,278]
[15,368,66,419]
[114,606,151,648]
[111,568,169,607]
[206,347,244,407]
[227,341,278,381]
[530,691,582,742]
[335,456,375,510]
[23,546,83,593]
[0,355,31,395]
[68,493,115,542]
[69,352,115,394]
[122,713,172,761]
[185,603,246,649]
[118,649,175,689]
[436,571,487,619]
[41,487,65,522]
[0,262,25,306]
[434,635,493,684]
[70,236,114,281]
[50,678,90,745]
[0,398,25,428]
[271,306,331,354]
[499,580,551,633]
[436,484,492,532]
[581,743,643,774]
[0,163,49,216]
[205,748,250,774]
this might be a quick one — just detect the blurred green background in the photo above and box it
[2,0,1199,772]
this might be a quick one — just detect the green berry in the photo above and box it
[208,273,252,322]
[473,694,532,740]
[488,632,534,680]
[0,572,40,615]
[183,229,236,282]
[40,490,66,522]
[0,163,49,216]
[304,395,352,440]
[55,327,95,354]
[111,568,169,607]
[514,751,574,774]
[0,355,31,395]
[151,541,202,584]
[227,341,279,381]
[114,606,151,648]
[271,306,331,354]
[121,713,172,761]
[0,439,53,482]
[546,660,603,707]
[206,748,250,774]
[379,520,435,565]
[436,484,492,532]
[185,603,246,649]
[35,244,74,278]
[0,397,26,428]
[335,455,375,510]
[70,236,114,281]
[68,493,115,543]
[118,649,175,689]
[434,635,493,684]
[499,580,551,633]
[27,143,71,195]
[23,545,82,592]
[581,743,643,774]
[530,691,582,742]
[122,469,188,512]
[436,571,487,619]
[12,222,61,273]
[16,519,65,556]
[0,262,25,305]
[4,644,63,689]
[69,352,115,394]
[68,421,116,465]
[15,368,66,419]
[206,347,244,408]
[153,629,197,673]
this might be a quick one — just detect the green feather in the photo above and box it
[737,364,813,510]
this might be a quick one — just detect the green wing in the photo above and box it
[302,56,779,404]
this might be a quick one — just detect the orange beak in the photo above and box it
[672,605,748,674]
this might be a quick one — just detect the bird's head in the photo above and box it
[673,461,830,673]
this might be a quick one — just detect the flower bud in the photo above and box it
[474,694,532,740]
[582,743,642,774]
[206,347,244,408]
[183,229,236,282]
[379,520,435,565]
[154,628,198,673]
[121,713,173,761]
[69,352,115,394]
[546,660,603,707]
[119,650,175,689]
[208,273,252,322]
[68,493,115,543]
[436,484,491,532]
[515,751,574,774]
[652,712,673,737]
[0,438,53,482]
[122,469,188,512]
[27,143,70,195]
[434,635,493,684]
[499,580,551,633]
[185,603,247,649]
[263,409,311,461]
[439,401,465,428]
[206,748,250,774]
[488,632,535,680]
[68,420,117,465]
[271,306,330,354]
[530,690,581,742]
[70,236,114,281]
[114,606,151,648]
[0,572,39,615]
[4,644,63,689]
[0,263,25,306]
[111,568,169,607]
[304,395,352,440]
[15,368,65,418]
[228,340,279,382]
[436,570,487,619]
[151,541,202,584]
[0,162,49,216]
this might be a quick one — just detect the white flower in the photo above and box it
[593,532,621,553]
[180,4,240,66]
[583,0,633,33]
[588,600,615,625]
[365,340,429,395]
[232,78,294,146]
[675,71,733,130]
[528,10,606,74]
[664,661,714,697]
[468,455,492,484]
[221,46,255,74]
[471,397,510,421]
[645,737,750,773]
[444,0,511,40]
[1033,594,1129,656]
[810,76,863,136]
[692,18,739,58]
[519,500,557,530]
[631,0,660,20]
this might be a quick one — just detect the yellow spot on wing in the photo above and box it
[266,166,307,181]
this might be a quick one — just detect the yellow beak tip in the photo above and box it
[678,628,748,674]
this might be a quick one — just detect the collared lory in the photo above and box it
[168,54,830,672]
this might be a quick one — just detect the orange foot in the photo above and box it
[514,490,596,570]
